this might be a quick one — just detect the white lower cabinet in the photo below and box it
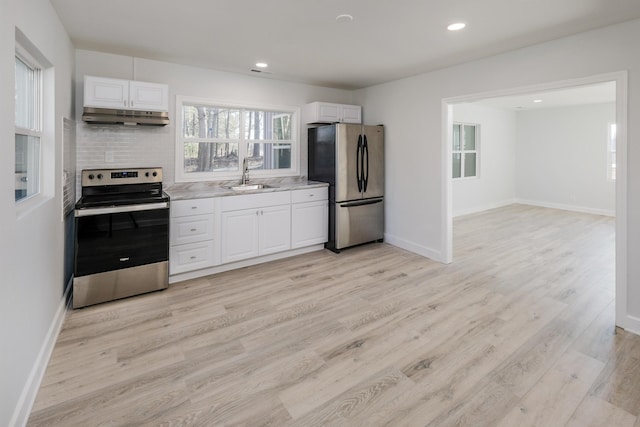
[170,186,328,278]
[221,192,291,264]
[170,241,216,274]
[220,208,260,263]
[169,198,218,274]
[291,187,328,248]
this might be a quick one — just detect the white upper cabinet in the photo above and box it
[129,80,168,111]
[303,102,362,124]
[84,76,168,111]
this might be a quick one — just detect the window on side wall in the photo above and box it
[15,47,42,202]
[607,122,616,181]
[452,122,479,179]
[176,97,298,182]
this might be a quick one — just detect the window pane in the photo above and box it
[184,142,238,172]
[247,143,292,170]
[464,153,477,177]
[452,124,461,151]
[15,134,40,201]
[452,153,461,178]
[15,56,36,130]
[244,110,292,140]
[183,105,240,139]
[463,125,476,150]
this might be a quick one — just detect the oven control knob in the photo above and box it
[152,171,158,177]
[97,174,103,180]
[145,172,149,177]
[88,174,94,180]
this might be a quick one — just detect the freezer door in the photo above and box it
[335,124,365,202]
[362,125,384,199]
[335,198,384,250]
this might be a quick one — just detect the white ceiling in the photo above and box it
[50,0,640,90]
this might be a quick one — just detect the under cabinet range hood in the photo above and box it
[82,107,169,126]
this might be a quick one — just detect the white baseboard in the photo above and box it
[515,199,615,217]
[384,233,444,263]
[618,313,640,337]
[453,199,517,217]
[10,281,71,427]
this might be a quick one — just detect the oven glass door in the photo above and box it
[75,206,169,277]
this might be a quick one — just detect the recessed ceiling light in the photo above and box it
[255,62,268,68]
[533,99,543,103]
[336,14,354,23]
[447,22,466,31]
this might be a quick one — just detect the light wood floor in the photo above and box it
[28,204,640,426]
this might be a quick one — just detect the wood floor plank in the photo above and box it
[566,395,637,427]
[27,204,640,427]
[495,350,605,427]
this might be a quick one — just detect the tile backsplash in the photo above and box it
[75,122,175,197]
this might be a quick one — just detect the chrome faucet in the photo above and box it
[241,157,250,184]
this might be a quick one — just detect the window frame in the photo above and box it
[15,43,43,204]
[452,122,480,180]
[175,96,300,183]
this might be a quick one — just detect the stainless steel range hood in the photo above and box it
[82,107,169,126]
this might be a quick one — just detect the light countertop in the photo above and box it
[165,178,328,201]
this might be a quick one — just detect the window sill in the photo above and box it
[16,193,53,220]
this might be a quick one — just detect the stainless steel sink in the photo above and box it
[227,184,276,191]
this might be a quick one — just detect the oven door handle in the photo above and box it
[75,202,169,217]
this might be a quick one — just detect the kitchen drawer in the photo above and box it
[170,214,214,246]
[221,191,291,212]
[171,198,215,217]
[169,240,215,274]
[291,187,328,203]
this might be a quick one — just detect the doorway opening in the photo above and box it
[441,71,628,329]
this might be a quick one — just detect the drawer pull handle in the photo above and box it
[119,257,130,262]
[191,206,198,209]
[190,228,197,232]
[190,256,196,260]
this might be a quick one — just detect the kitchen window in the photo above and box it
[176,97,298,182]
[452,122,479,179]
[15,45,42,202]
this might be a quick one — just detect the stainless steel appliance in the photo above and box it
[308,123,384,252]
[73,167,170,308]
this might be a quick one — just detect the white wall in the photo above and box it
[516,102,616,215]
[75,50,356,187]
[452,103,517,216]
[354,19,640,328]
[0,1,75,426]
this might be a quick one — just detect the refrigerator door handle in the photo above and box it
[356,134,363,192]
[339,198,383,208]
[363,135,369,193]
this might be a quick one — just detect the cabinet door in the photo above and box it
[291,200,328,248]
[316,103,340,123]
[221,209,259,263]
[84,76,129,109]
[259,205,291,255]
[129,81,168,111]
[340,105,362,124]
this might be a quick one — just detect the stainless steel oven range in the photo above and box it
[73,167,170,308]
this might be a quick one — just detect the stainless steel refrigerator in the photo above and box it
[308,123,384,252]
